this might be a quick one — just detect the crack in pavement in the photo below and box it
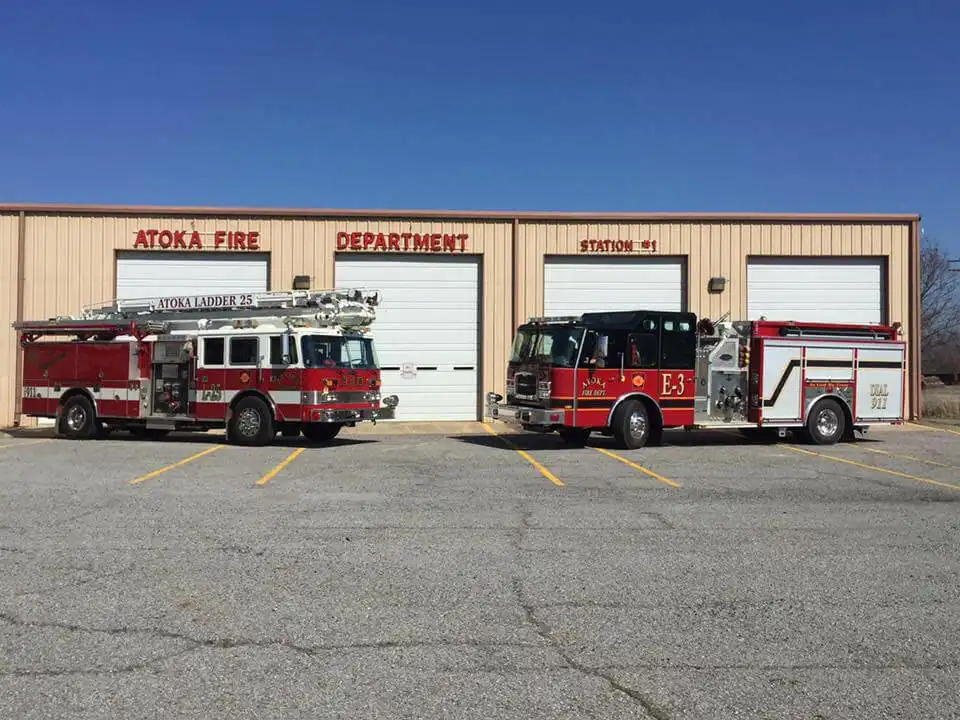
[510,507,672,720]
[0,610,550,677]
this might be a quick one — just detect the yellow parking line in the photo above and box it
[0,439,53,451]
[785,445,960,492]
[862,446,954,469]
[129,445,225,485]
[593,447,681,488]
[906,422,960,436]
[482,423,564,487]
[256,447,305,486]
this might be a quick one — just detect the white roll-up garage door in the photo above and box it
[543,257,685,316]
[116,252,269,300]
[747,258,884,324]
[335,255,480,421]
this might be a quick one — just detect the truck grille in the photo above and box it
[514,372,537,398]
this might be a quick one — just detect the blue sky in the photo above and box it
[1,0,957,252]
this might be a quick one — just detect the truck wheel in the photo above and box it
[228,396,274,446]
[558,428,590,447]
[806,398,845,445]
[59,395,97,440]
[302,423,342,443]
[612,399,650,450]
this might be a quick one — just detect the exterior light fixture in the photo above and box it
[708,277,726,293]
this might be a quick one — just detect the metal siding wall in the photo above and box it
[5,213,914,424]
[0,215,20,428]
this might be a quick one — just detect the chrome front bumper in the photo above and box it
[485,393,559,427]
[309,395,398,424]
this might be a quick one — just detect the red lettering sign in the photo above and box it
[133,230,261,251]
[336,231,468,253]
[579,238,657,254]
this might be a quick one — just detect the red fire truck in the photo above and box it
[12,288,399,445]
[486,310,906,448]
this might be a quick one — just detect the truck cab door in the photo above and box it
[265,333,301,422]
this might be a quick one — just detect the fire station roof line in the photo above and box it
[0,203,921,224]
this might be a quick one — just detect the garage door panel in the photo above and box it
[544,258,684,316]
[747,259,883,324]
[335,255,479,421]
[116,253,269,299]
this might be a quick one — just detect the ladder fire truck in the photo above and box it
[486,310,906,449]
[12,288,399,445]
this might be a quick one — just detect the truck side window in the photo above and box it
[660,319,696,368]
[269,335,298,365]
[626,333,658,369]
[229,337,260,366]
[203,337,224,366]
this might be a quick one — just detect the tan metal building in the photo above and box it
[0,204,922,427]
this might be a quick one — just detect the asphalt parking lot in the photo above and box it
[1,422,959,719]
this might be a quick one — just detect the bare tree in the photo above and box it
[921,237,960,371]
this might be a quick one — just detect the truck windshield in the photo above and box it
[510,326,583,368]
[301,335,378,369]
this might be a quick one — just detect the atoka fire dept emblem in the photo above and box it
[581,377,607,397]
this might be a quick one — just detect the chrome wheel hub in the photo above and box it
[816,408,839,437]
[66,405,86,432]
[628,410,648,439]
[237,408,261,437]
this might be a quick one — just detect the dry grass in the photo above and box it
[922,384,960,419]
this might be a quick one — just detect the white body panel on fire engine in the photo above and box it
[759,339,905,425]
[760,342,804,422]
[854,345,905,422]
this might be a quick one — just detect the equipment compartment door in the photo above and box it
[855,345,906,422]
[760,342,804,422]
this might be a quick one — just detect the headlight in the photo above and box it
[537,381,551,399]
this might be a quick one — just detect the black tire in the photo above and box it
[58,395,97,440]
[228,396,274,446]
[302,423,342,443]
[558,428,590,447]
[611,399,651,450]
[805,398,846,446]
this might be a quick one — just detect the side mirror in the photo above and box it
[596,335,609,357]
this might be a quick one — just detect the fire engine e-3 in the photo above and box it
[486,310,906,449]
[12,288,399,446]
